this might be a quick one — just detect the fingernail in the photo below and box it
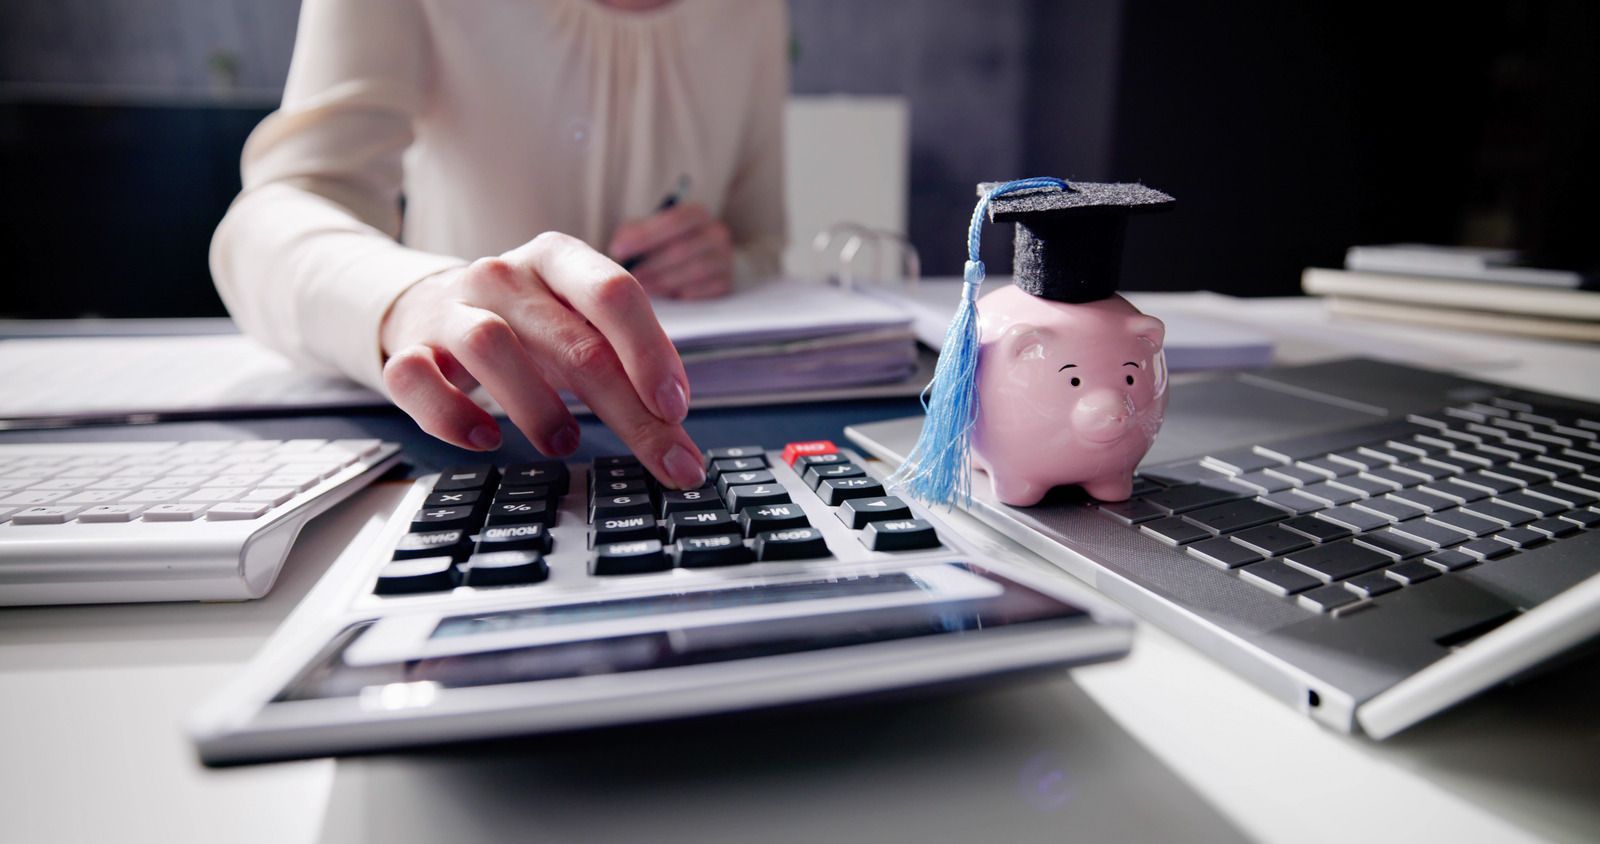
[550,424,580,456]
[655,380,689,423]
[662,444,706,490]
[468,424,501,451]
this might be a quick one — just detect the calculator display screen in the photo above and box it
[274,564,1086,703]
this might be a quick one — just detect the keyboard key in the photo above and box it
[260,473,320,492]
[1313,506,1384,533]
[502,461,568,489]
[1328,475,1392,498]
[1185,537,1263,569]
[796,453,850,470]
[1263,465,1324,486]
[475,523,551,555]
[676,534,755,567]
[1200,447,1282,475]
[861,519,941,552]
[1232,523,1315,556]
[1427,509,1502,538]
[838,496,913,529]
[659,487,722,517]
[717,470,777,497]
[1353,528,1434,561]
[590,478,650,502]
[1140,516,1212,547]
[803,462,867,489]
[1386,486,1461,512]
[395,529,472,560]
[590,494,652,523]
[1257,490,1324,515]
[1284,540,1391,581]
[593,455,641,469]
[814,477,884,506]
[11,505,80,524]
[1392,460,1453,482]
[1240,561,1323,596]
[665,510,739,543]
[1351,497,1426,523]
[1459,501,1535,527]
[1142,483,1243,514]
[1299,583,1362,613]
[1561,509,1600,529]
[459,551,548,587]
[1227,470,1294,494]
[780,441,836,465]
[1451,471,1521,495]
[1296,457,1358,479]
[1281,514,1353,542]
[75,504,144,523]
[1527,517,1580,538]
[709,457,769,479]
[1525,482,1598,509]
[205,502,270,520]
[593,464,647,484]
[488,498,557,527]
[1422,550,1477,571]
[739,502,810,536]
[1419,481,1487,504]
[433,465,498,491]
[1492,527,1547,549]
[591,539,670,575]
[754,527,830,560]
[1095,498,1166,525]
[706,445,767,464]
[494,486,550,504]
[424,490,481,508]
[412,505,478,531]
[1141,461,1232,487]
[375,556,459,594]
[1327,449,1390,471]
[1458,538,1513,560]
[1386,519,1472,549]
[2,490,71,506]
[142,503,208,522]
[1385,561,1440,586]
[1344,571,1401,598]
[594,514,660,545]
[242,488,296,507]
[727,483,794,512]
[60,490,130,505]
[1179,498,1290,535]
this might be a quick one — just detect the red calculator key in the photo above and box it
[782,440,837,466]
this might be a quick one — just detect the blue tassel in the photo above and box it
[887,177,1069,508]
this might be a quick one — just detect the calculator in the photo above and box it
[189,441,1132,766]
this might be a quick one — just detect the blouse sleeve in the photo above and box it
[723,1,790,284]
[209,0,466,394]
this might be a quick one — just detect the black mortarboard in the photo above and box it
[977,180,1176,304]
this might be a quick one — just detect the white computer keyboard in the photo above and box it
[0,438,402,606]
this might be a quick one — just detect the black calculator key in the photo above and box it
[476,523,552,554]
[740,502,810,536]
[838,496,912,529]
[425,490,481,508]
[796,453,849,469]
[675,534,755,568]
[660,488,722,517]
[394,529,471,561]
[717,470,777,497]
[666,509,739,543]
[375,556,459,595]
[494,486,550,503]
[459,551,549,587]
[593,514,659,545]
[816,476,886,505]
[591,539,670,575]
[412,505,477,531]
[486,499,554,527]
[502,461,568,489]
[709,457,767,478]
[592,464,646,483]
[591,478,650,500]
[704,445,766,464]
[433,465,498,491]
[594,455,641,469]
[803,462,867,489]
[591,494,653,522]
[727,483,792,513]
[754,527,830,560]
[862,519,940,551]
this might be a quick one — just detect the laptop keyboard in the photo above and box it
[1096,397,1600,614]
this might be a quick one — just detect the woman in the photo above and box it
[211,0,788,490]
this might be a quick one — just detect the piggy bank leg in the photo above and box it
[1081,474,1135,503]
[988,472,1050,507]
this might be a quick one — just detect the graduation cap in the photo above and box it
[887,177,1176,508]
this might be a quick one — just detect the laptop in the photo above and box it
[847,357,1600,739]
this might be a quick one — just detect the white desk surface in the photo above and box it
[3,295,1599,844]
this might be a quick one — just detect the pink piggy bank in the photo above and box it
[971,285,1168,506]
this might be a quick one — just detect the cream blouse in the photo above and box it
[211,0,789,392]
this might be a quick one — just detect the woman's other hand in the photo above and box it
[608,202,734,300]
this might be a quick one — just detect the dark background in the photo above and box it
[2,0,1595,318]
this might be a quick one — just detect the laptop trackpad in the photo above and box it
[1144,374,1391,465]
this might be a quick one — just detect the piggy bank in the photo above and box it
[970,285,1168,506]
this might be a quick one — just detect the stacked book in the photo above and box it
[1303,245,1600,342]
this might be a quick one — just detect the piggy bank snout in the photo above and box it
[1072,387,1136,443]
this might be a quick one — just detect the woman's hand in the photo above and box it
[379,232,706,489]
[608,202,735,300]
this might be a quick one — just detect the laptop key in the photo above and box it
[1232,523,1315,557]
[1141,483,1243,514]
[1296,457,1358,479]
[1361,467,1422,489]
[1239,561,1323,596]
[1352,496,1427,523]
[1299,583,1363,613]
[1328,449,1389,471]
[1492,527,1547,549]
[1480,465,1545,487]
[1140,516,1212,547]
[1201,448,1283,475]
[1422,549,1477,571]
[1186,537,1264,569]
[1427,508,1501,537]
[1386,519,1471,549]
[1227,470,1295,494]
[1458,539,1514,560]
[1561,509,1600,529]
[1284,540,1391,581]
[1493,490,1566,518]
[1344,571,1402,598]
[1281,515,1353,543]
[1096,498,1166,525]
[1315,505,1389,533]
[1420,480,1488,504]
[1385,561,1440,586]
[1355,529,1433,560]
[1459,501,1535,527]
[1392,460,1454,482]
[1328,475,1392,497]
[1526,517,1579,538]
[1257,490,1324,515]
[1386,487,1459,513]
[1264,465,1324,486]
[1180,499,1291,535]
[1526,482,1597,509]
[1452,471,1521,495]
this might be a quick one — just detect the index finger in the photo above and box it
[608,202,712,263]
[505,232,691,425]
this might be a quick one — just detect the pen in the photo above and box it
[621,174,690,272]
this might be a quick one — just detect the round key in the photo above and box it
[474,524,551,555]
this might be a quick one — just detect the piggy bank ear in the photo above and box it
[998,324,1058,361]
[1126,314,1166,348]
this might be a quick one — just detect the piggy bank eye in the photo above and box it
[1126,374,1135,386]
[1070,377,1081,387]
